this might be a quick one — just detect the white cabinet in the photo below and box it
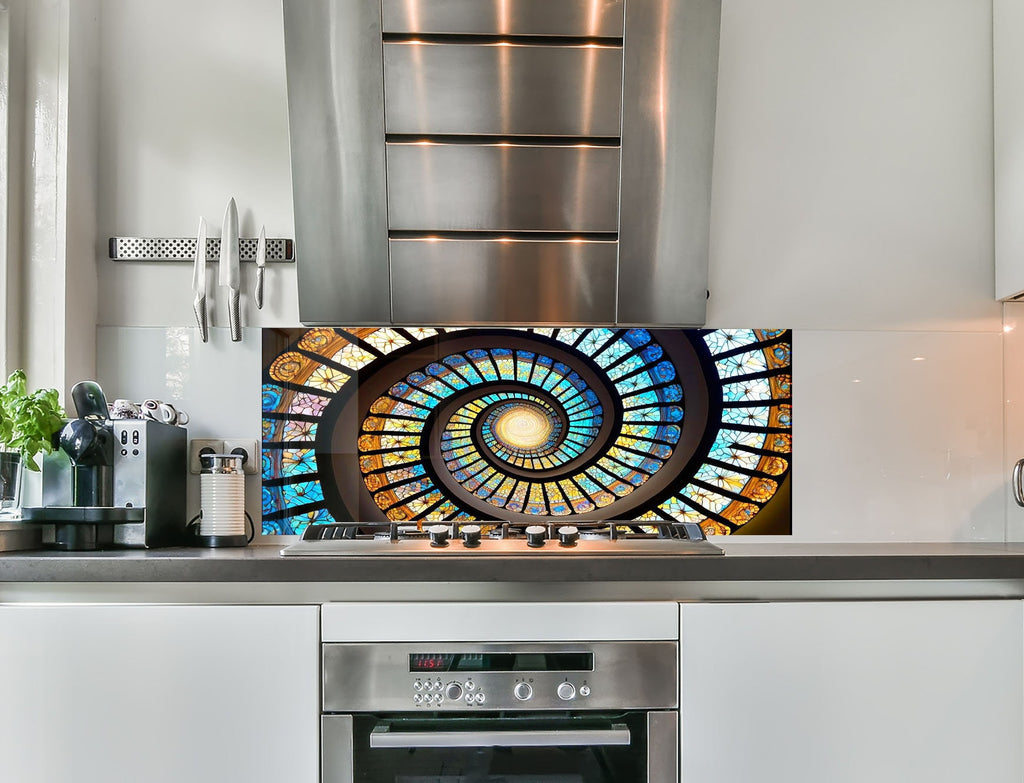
[0,604,319,783]
[996,0,1024,300]
[680,601,1023,783]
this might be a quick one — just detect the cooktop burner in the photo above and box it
[280,520,724,556]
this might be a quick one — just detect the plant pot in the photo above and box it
[0,451,23,517]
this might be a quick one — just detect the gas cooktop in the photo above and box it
[280,520,724,556]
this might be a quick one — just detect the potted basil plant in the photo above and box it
[0,370,65,514]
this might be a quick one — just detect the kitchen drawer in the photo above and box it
[384,42,623,137]
[381,0,625,37]
[390,238,618,324]
[386,142,621,232]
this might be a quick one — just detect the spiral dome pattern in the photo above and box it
[262,327,792,536]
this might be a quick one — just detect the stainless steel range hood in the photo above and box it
[284,0,721,326]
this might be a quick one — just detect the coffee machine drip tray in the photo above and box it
[22,507,145,523]
[21,506,146,551]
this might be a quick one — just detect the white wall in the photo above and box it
[91,0,1005,542]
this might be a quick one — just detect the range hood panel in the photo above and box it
[384,43,624,138]
[381,0,625,37]
[386,144,621,233]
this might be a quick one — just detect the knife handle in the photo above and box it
[228,289,241,342]
[255,267,265,310]
[193,295,209,343]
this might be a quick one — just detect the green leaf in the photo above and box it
[0,370,65,471]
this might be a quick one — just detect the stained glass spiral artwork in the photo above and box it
[262,328,792,536]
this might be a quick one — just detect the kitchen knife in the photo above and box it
[219,197,241,342]
[254,224,266,310]
[192,217,209,342]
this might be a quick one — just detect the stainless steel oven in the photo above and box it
[321,641,678,782]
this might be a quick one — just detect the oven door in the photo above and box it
[323,711,677,783]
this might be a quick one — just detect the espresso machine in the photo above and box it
[22,381,187,550]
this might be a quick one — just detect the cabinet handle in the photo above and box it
[1013,458,1024,507]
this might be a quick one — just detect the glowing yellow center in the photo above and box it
[492,405,553,450]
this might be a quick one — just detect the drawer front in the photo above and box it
[390,239,617,324]
[386,143,621,232]
[384,43,623,137]
[381,0,625,37]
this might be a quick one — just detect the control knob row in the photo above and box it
[428,524,483,548]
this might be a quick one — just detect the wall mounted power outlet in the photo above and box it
[188,439,224,474]
[223,439,260,475]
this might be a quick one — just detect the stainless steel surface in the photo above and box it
[286,0,720,327]
[386,142,620,231]
[390,238,617,324]
[384,42,623,137]
[219,198,241,342]
[368,723,631,748]
[109,236,293,262]
[284,0,392,326]
[283,536,723,557]
[254,225,266,310]
[1014,458,1024,507]
[0,522,42,552]
[322,641,678,712]
[192,217,208,342]
[199,453,244,475]
[647,711,678,783]
[617,0,721,325]
[322,714,354,783]
[381,0,625,37]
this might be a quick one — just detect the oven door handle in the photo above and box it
[369,723,631,749]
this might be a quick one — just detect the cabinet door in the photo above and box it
[0,604,319,783]
[680,601,1023,783]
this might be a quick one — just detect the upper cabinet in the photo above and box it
[996,0,1024,300]
[284,0,721,327]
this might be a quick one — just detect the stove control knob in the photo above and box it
[557,526,579,547]
[557,682,576,701]
[513,682,533,701]
[525,525,547,548]
[445,682,464,701]
[579,685,591,697]
[428,524,450,547]
[461,524,482,548]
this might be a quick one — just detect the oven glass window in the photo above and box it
[348,713,648,783]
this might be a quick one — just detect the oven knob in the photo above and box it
[413,680,423,691]
[513,682,533,701]
[525,525,547,548]
[428,524,450,547]
[445,682,464,701]
[461,524,482,548]
[465,680,476,691]
[474,692,485,704]
[556,682,576,701]
[579,685,591,697]
[557,526,579,547]
[414,694,422,705]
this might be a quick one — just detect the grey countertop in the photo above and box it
[2,541,1024,586]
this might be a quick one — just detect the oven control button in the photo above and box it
[465,680,476,691]
[465,694,474,705]
[413,680,423,691]
[579,685,591,697]
[557,526,579,547]
[525,525,547,547]
[434,693,443,704]
[445,682,464,701]
[557,682,576,701]
[474,692,486,704]
[414,694,422,705]
[428,524,450,547]
[461,524,482,548]
[513,682,533,701]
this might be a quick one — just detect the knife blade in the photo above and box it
[192,217,209,342]
[254,224,266,310]
[219,197,241,342]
